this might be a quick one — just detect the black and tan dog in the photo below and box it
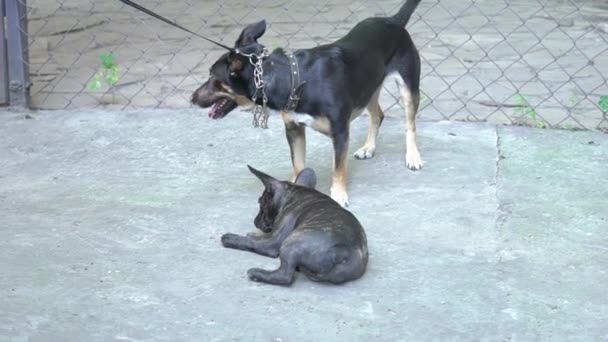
[192,0,423,207]
[221,166,368,286]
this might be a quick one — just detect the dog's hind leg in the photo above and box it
[247,246,301,286]
[395,70,422,170]
[354,88,384,160]
[247,233,344,286]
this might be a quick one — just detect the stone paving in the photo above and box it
[25,0,608,130]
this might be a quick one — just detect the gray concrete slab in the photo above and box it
[494,126,608,340]
[0,109,607,341]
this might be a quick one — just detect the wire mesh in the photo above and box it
[23,0,608,131]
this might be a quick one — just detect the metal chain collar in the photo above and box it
[236,48,270,129]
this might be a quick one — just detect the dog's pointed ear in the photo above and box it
[248,165,281,191]
[235,20,267,47]
[294,168,317,189]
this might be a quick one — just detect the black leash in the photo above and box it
[119,0,236,52]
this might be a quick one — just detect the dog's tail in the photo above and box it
[393,0,421,26]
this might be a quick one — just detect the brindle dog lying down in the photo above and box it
[221,166,368,286]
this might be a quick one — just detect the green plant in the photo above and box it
[89,53,120,102]
[598,95,608,112]
[515,94,546,128]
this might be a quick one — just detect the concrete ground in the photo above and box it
[0,108,607,341]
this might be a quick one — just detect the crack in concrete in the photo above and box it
[493,126,515,270]
[494,126,510,233]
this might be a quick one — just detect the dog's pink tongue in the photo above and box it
[209,103,219,118]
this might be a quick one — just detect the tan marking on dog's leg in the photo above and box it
[330,131,350,207]
[354,88,384,160]
[282,111,306,181]
[399,79,422,170]
[330,156,349,207]
[291,134,306,181]
[311,117,332,136]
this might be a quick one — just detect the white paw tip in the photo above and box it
[407,163,423,171]
[354,148,374,160]
[330,191,350,208]
[406,155,423,171]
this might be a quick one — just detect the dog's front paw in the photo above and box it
[354,145,376,160]
[247,268,267,282]
[221,233,244,248]
[405,150,423,171]
[330,186,350,208]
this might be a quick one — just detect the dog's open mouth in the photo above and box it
[208,97,238,119]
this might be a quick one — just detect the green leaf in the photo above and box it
[88,74,102,90]
[536,118,546,128]
[105,66,120,86]
[100,53,116,69]
[88,79,101,90]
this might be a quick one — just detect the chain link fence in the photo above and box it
[21,0,608,130]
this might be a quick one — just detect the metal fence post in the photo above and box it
[5,0,29,108]
[0,0,9,106]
